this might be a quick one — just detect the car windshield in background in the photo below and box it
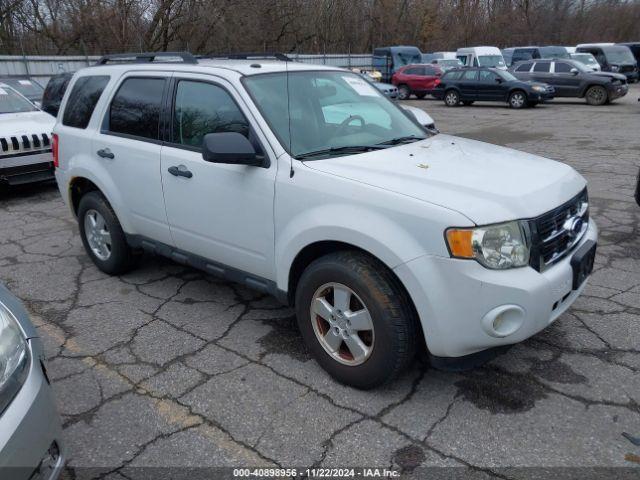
[539,48,570,59]
[498,70,518,81]
[573,54,598,66]
[396,52,422,66]
[604,47,636,64]
[0,78,44,98]
[478,55,506,67]
[243,71,427,159]
[0,85,38,113]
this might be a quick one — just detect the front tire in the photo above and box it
[444,89,460,107]
[462,100,474,106]
[585,85,608,105]
[295,251,417,389]
[397,85,411,100]
[508,90,528,109]
[78,191,138,275]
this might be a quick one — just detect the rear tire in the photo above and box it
[508,90,528,109]
[78,191,139,275]
[397,85,411,100]
[295,251,417,389]
[444,89,460,107]
[585,85,608,106]
[415,92,426,99]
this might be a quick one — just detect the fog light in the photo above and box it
[481,305,525,338]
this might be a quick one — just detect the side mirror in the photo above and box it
[570,68,579,75]
[495,77,503,83]
[202,132,263,167]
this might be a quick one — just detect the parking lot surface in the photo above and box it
[1,86,639,478]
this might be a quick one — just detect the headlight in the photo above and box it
[0,301,29,414]
[532,85,546,92]
[611,65,619,72]
[446,221,530,269]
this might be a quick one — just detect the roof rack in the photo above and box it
[200,52,292,62]
[95,52,198,65]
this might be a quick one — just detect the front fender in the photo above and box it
[275,203,429,292]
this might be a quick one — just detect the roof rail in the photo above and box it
[95,52,198,65]
[200,52,292,62]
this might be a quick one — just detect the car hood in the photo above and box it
[303,134,585,225]
[590,71,627,81]
[0,110,55,136]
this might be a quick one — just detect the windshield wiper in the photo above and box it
[295,145,387,160]
[376,135,425,146]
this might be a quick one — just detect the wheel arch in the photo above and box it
[579,82,606,98]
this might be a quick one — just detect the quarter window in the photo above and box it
[108,77,165,140]
[62,76,110,129]
[533,62,551,73]
[172,80,250,148]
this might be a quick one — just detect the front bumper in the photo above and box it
[394,219,597,358]
[0,338,65,480]
[0,151,54,186]
[608,83,629,100]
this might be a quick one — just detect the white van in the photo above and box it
[433,51,457,60]
[456,46,507,69]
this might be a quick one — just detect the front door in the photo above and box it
[160,75,276,280]
[458,69,479,100]
[476,70,505,101]
[552,61,581,96]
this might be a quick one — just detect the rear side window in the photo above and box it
[533,62,550,73]
[62,76,110,129]
[515,62,533,72]
[108,77,165,140]
[443,71,462,81]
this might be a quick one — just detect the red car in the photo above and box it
[392,64,443,100]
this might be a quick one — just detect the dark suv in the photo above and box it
[511,59,628,105]
[432,67,554,108]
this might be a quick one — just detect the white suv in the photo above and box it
[54,53,597,389]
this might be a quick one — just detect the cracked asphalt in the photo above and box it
[1,85,639,479]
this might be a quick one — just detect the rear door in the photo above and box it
[458,69,479,99]
[530,61,554,84]
[92,73,173,245]
[404,67,425,91]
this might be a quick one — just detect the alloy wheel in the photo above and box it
[310,282,375,366]
[510,92,526,108]
[84,209,112,261]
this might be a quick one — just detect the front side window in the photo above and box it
[243,71,426,159]
[533,62,551,73]
[172,80,249,147]
[62,76,110,128]
[478,70,498,82]
[108,77,165,140]
[554,62,572,73]
[0,85,37,114]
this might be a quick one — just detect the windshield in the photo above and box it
[604,47,635,64]
[572,54,598,66]
[395,51,423,67]
[0,85,38,113]
[0,78,44,98]
[497,70,518,81]
[243,71,427,159]
[478,55,506,67]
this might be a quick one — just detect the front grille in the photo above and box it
[528,188,589,271]
[620,65,636,73]
[0,133,50,156]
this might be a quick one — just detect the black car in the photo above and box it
[41,72,74,117]
[635,166,640,207]
[511,59,628,105]
[0,77,44,106]
[432,67,554,108]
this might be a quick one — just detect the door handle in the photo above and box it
[168,165,193,178]
[97,148,114,159]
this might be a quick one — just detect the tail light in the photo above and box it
[434,78,441,87]
[52,133,59,168]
